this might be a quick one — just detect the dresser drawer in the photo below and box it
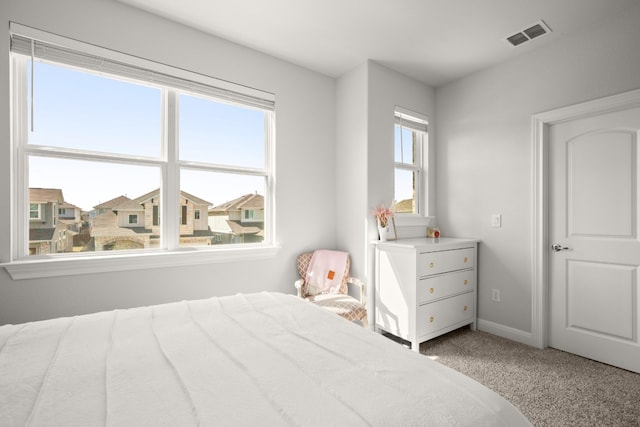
[417,270,475,304]
[417,292,475,337]
[418,247,474,277]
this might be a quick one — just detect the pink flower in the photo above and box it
[371,203,395,228]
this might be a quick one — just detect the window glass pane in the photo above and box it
[28,156,160,255]
[27,61,161,157]
[394,125,415,164]
[180,169,265,247]
[395,169,417,214]
[179,94,265,168]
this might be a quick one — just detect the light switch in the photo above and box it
[491,214,502,228]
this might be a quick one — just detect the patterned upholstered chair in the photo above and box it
[294,251,367,325]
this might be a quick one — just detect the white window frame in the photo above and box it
[394,107,429,219]
[128,214,138,225]
[4,23,279,280]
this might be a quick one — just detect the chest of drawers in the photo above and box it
[375,237,478,351]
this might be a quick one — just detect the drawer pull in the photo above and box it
[429,262,435,268]
[464,279,468,285]
[463,305,468,311]
[429,316,435,323]
[464,257,469,263]
[429,287,434,294]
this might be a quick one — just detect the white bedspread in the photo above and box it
[0,292,531,426]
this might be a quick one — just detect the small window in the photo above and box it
[29,203,41,220]
[128,214,138,224]
[153,205,160,226]
[194,210,200,220]
[244,210,254,220]
[181,205,188,225]
[394,108,428,215]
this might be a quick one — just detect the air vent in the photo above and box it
[507,33,529,47]
[523,23,547,39]
[506,20,551,47]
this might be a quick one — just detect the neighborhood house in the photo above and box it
[28,188,264,254]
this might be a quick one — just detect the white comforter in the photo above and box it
[0,292,530,426]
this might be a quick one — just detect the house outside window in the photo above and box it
[394,107,428,215]
[208,193,264,244]
[9,24,275,264]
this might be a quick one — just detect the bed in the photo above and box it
[0,292,530,426]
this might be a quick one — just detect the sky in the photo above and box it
[394,125,417,204]
[27,60,266,211]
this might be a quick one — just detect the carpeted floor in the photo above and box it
[416,327,640,427]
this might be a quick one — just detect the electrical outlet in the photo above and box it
[491,289,501,302]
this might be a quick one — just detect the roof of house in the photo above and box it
[191,229,215,237]
[29,188,64,204]
[210,193,264,212]
[29,228,55,242]
[93,195,132,210]
[132,189,211,207]
[395,198,413,213]
[226,220,262,235]
[60,201,81,210]
[111,199,145,212]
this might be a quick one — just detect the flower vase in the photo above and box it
[377,221,390,241]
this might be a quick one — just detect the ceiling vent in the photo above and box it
[506,20,551,47]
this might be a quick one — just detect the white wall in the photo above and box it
[336,61,435,324]
[436,3,640,337]
[0,0,337,324]
[335,63,368,280]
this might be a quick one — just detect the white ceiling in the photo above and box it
[117,0,639,87]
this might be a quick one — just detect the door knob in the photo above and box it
[551,243,570,252]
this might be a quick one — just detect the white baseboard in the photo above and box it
[476,318,534,347]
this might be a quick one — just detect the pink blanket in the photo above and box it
[305,250,348,295]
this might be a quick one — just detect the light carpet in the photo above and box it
[417,327,640,426]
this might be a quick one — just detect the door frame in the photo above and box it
[531,88,640,349]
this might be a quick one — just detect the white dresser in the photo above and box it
[375,237,478,351]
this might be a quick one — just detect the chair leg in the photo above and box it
[358,316,368,328]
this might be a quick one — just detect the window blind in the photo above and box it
[395,105,428,133]
[10,23,275,111]
[395,113,428,133]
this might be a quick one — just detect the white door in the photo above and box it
[549,105,640,373]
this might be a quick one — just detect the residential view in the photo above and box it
[28,188,264,255]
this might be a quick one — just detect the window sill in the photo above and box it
[394,215,434,227]
[2,245,280,280]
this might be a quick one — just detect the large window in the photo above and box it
[394,108,428,215]
[10,24,275,261]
